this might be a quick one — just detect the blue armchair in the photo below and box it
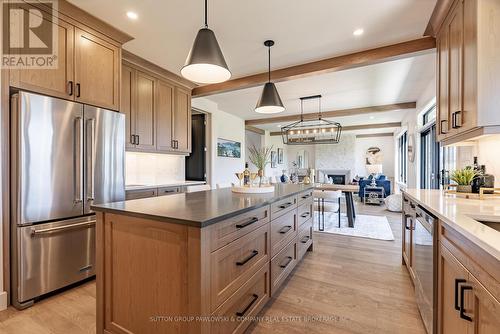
[358,175,391,201]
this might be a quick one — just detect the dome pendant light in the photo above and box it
[181,0,231,84]
[255,40,285,114]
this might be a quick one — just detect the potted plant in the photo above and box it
[248,145,273,187]
[450,167,479,193]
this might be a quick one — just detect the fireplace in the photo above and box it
[317,169,351,184]
[327,174,346,185]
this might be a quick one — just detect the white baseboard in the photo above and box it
[0,291,7,311]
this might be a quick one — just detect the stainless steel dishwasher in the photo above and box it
[413,205,438,334]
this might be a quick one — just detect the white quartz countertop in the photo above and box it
[403,189,500,261]
[125,180,206,191]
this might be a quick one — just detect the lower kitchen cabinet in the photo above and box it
[438,234,500,334]
[125,188,157,200]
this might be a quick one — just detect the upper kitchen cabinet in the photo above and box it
[74,28,120,110]
[8,0,131,111]
[435,0,500,145]
[122,52,195,155]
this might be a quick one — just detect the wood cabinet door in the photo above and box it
[134,71,156,151]
[156,80,174,152]
[438,243,469,334]
[447,0,464,137]
[461,0,478,133]
[402,213,414,280]
[74,28,120,110]
[121,64,136,149]
[437,27,450,140]
[173,87,191,153]
[466,274,500,334]
[10,15,74,100]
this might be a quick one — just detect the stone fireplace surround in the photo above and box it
[317,169,351,184]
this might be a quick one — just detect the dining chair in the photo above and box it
[313,189,342,230]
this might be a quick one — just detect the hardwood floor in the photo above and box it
[0,202,425,334]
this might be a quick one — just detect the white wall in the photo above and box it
[125,152,185,185]
[245,130,263,171]
[354,136,395,178]
[192,98,245,188]
[263,132,287,178]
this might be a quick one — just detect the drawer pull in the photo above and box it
[300,212,310,218]
[236,217,259,229]
[278,225,292,234]
[235,294,258,317]
[301,194,311,199]
[279,256,293,268]
[235,250,258,266]
[454,278,466,310]
[300,236,310,243]
[278,202,293,209]
[459,285,473,322]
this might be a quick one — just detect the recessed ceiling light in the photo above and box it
[126,11,138,20]
[277,124,282,128]
[353,28,364,36]
[369,116,375,120]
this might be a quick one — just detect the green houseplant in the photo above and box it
[450,167,479,193]
[248,145,273,187]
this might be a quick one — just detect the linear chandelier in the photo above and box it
[281,95,342,145]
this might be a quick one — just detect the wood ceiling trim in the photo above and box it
[245,102,416,126]
[192,37,436,97]
[424,0,455,37]
[245,125,265,135]
[356,133,394,139]
[269,122,402,136]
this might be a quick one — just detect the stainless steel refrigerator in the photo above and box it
[10,91,125,309]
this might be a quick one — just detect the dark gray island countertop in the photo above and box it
[91,183,312,227]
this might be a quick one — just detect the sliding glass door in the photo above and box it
[420,124,440,189]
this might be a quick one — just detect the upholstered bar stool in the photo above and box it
[313,189,342,231]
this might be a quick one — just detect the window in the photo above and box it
[422,104,436,126]
[398,132,408,184]
[420,124,440,189]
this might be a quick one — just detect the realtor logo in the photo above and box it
[1,0,58,68]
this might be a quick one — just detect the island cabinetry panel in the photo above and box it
[402,194,416,283]
[437,221,500,334]
[209,206,270,252]
[270,209,297,257]
[271,195,297,220]
[125,188,157,200]
[270,238,297,295]
[211,265,270,334]
[298,189,313,205]
[210,223,270,312]
[297,219,313,261]
[297,199,313,228]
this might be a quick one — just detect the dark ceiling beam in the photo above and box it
[245,102,416,126]
[269,122,402,136]
[192,37,436,97]
[245,125,265,135]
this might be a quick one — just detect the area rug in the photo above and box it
[313,211,395,241]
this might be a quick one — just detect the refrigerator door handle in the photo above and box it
[74,117,83,204]
[86,118,95,201]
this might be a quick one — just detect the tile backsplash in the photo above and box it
[126,152,185,185]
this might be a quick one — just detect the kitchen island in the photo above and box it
[91,184,314,334]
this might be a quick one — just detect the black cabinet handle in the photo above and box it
[136,135,140,145]
[130,134,135,145]
[278,202,293,209]
[452,111,462,129]
[67,81,73,96]
[76,83,81,97]
[235,250,258,266]
[279,256,293,268]
[301,194,311,199]
[235,294,258,317]
[405,217,412,230]
[459,285,473,322]
[454,278,466,310]
[300,212,310,218]
[236,217,259,229]
[278,225,292,234]
[171,140,175,148]
[300,236,310,243]
[176,140,179,149]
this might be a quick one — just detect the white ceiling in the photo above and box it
[204,53,436,128]
[68,0,436,79]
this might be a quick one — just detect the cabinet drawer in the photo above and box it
[271,238,297,296]
[211,264,269,334]
[210,224,270,311]
[125,188,157,200]
[210,206,270,252]
[297,201,313,229]
[157,186,182,196]
[298,189,313,205]
[271,195,297,220]
[270,209,297,257]
[297,219,313,261]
